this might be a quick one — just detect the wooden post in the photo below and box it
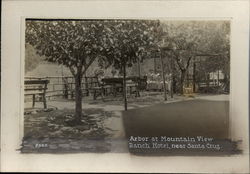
[137,57,141,78]
[160,48,167,101]
[32,94,35,108]
[85,74,89,96]
[43,82,48,109]
[154,56,157,74]
[71,82,74,99]
[123,63,128,111]
[193,58,196,93]
[137,57,141,93]
[63,77,68,99]
[170,55,174,98]
[217,69,220,86]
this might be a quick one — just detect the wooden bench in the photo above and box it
[24,79,49,108]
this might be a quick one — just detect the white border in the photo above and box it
[1,0,249,173]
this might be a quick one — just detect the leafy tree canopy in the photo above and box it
[98,20,160,71]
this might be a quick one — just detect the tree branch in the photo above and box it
[185,55,193,70]
[69,66,76,77]
[82,56,97,74]
[172,52,184,71]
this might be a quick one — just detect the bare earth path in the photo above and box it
[22,94,229,153]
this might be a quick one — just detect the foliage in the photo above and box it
[26,20,108,76]
[158,21,230,93]
[25,19,160,113]
[25,44,43,73]
[98,20,159,71]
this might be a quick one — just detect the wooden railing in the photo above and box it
[25,76,99,100]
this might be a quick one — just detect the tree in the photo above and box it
[160,21,230,94]
[99,20,159,110]
[165,22,200,94]
[203,21,230,91]
[26,20,107,122]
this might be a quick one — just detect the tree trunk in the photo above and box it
[217,69,220,86]
[123,63,128,111]
[170,75,173,98]
[137,58,141,78]
[207,73,210,88]
[193,61,196,93]
[180,70,186,95]
[84,72,89,96]
[154,57,157,74]
[170,56,174,98]
[160,50,167,101]
[173,75,176,93]
[75,72,83,121]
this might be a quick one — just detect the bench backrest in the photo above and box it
[24,80,50,92]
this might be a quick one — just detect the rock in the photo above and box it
[48,123,56,127]
[54,125,60,130]
[59,144,70,148]
[24,111,32,115]
[23,144,35,149]
[75,125,90,131]
[48,117,56,121]
[65,114,74,119]
[49,130,62,136]
[60,127,74,132]
[80,129,92,135]
[70,141,78,146]
[31,111,37,114]
[41,138,50,143]
[44,108,54,112]
[71,145,80,150]
[49,144,58,149]
[80,120,88,124]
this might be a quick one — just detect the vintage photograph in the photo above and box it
[22,19,232,155]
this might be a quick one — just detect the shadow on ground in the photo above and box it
[122,99,240,156]
[123,99,229,138]
[22,108,123,153]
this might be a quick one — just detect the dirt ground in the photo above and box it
[22,92,229,153]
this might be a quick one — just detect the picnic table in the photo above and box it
[147,80,171,92]
[101,77,140,97]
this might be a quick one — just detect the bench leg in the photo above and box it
[43,94,47,109]
[93,90,97,100]
[32,94,35,108]
[101,88,105,101]
[135,86,140,97]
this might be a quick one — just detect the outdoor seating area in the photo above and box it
[22,19,231,155]
[25,76,148,105]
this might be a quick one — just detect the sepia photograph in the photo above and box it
[22,19,233,155]
[1,0,249,173]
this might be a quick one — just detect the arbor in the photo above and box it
[203,21,230,90]
[26,20,107,122]
[163,22,201,94]
[160,21,230,94]
[99,20,159,110]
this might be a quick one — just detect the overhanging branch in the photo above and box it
[82,56,97,74]
[69,66,76,77]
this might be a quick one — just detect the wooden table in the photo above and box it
[101,77,140,97]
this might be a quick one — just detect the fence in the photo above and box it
[25,76,99,100]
